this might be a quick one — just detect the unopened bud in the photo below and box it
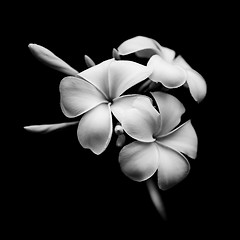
[84,55,96,68]
[24,121,78,133]
[112,48,121,60]
[114,124,124,135]
[28,43,79,76]
[116,134,126,147]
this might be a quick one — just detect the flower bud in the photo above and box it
[112,48,121,60]
[116,134,126,147]
[114,124,124,135]
[84,55,96,68]
[24,121,78,133]
[28,43,79,76]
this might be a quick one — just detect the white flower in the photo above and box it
[114,91,198,190]
[60,58,152,154]
[117,36,207,102]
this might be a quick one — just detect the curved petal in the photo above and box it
[153,40,176,62]
[77,103,112,155]
[28,44,79,76]
[186,69,207,102]
[111,94,152,121]
[156,143,190,190]
[60,76,108,118]
[147,55,187,88]
[117,36,161,58]
[161,46,176,62]
[119,141,159,182]
[173,56,207,102]
[151,92,185,136]
[157,121,198,159]
[111,95,160,142]
[108,60,152,98]
[24,121,78,133]
[78,59,114,98]
[173,55,192,70]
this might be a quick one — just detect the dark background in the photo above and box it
[6,3,235,238]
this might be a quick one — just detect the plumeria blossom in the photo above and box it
[25,39,205,219]
[112,91,198,190]
[60,58,152,154]
[117,36,207,102]
[26,44,152,155]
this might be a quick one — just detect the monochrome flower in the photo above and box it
[114,91,198,190]
[117,36,207,102]
[60,58,152,154]
[25,37,204,199]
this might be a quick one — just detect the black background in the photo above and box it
[6,2,236,238]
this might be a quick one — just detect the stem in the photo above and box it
[146,179,167,220]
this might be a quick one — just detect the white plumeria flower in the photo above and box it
[112,91,198,190]
[117,36,207,102]
[60,58,152,154]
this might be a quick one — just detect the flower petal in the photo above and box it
[147,55,187,88]
[28,44,79,76]
[160,46,176,62]
[173,56,207,102]
[173,55,192,70]
[153,40,176,62]
[77,103,112,155]
[24,121,78,133]
[78,59,114,98]
[117,36,161,58]
[157,121,198,159]
[151,92,185,136]
[156,143,190,190]
[186,69,207,102]
[119,141,159,182]
[60,76,108,118]
[111,95,160,142]
[111,94,151,122]
[108,60,152,98]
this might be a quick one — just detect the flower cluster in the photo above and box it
[25,36,206,190]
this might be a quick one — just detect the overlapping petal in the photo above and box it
[77,103,112,155]
[111,94,152,122]
[119,141,159,182]
[157,121,198,159]
[151,92,185,136]
[60,76,108,118]
[156,143,190,190]
[117,36,161,58]
[108,60,152,98]
[78,59,114,98]
[157,46,176,62]
[117,36,176,62]
[147,55,187,88]
[186,70,207,102]
[111,95,160,142]
[173,55,207,102]
[173,55,192,70]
